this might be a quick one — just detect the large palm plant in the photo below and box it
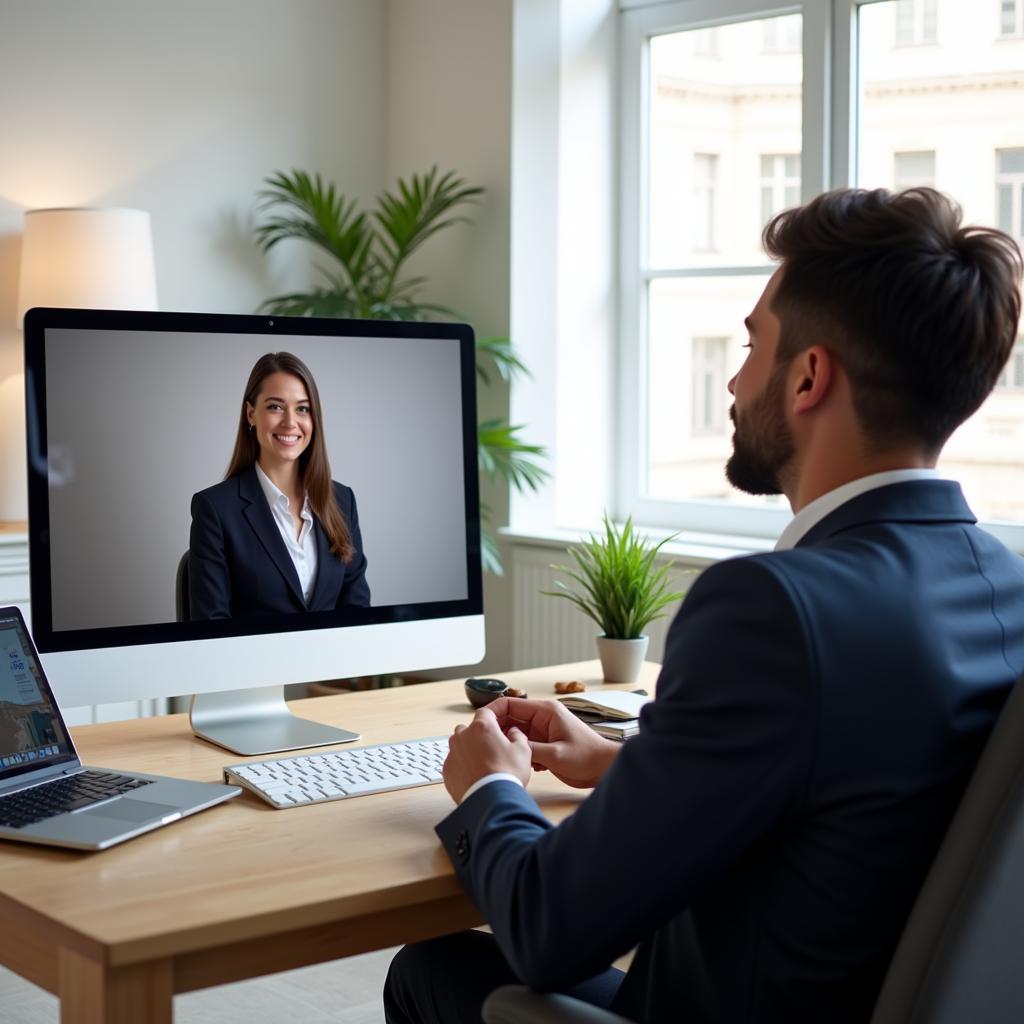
[254,166,547,574]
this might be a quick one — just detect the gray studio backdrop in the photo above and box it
[44,328,469,631]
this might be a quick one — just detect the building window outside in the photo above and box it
[893,150,936,189]
[895,0,938,45]
[693,26,719,57]
[692,153,719,252]
[761,154,801,224]
[997,149,1024,243]
[692,337,729,436]
[1001,0,1024,36]
[997,337,1024,390]
[762,14,802,53]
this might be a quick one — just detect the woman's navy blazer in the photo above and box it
[188,466,370,619]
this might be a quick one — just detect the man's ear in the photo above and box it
[790,345,833,415]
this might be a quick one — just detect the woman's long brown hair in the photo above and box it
[226,352,354,563]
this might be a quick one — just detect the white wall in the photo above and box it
[384,0,517,672]
[0,0,523,674]
[0,0,386,461]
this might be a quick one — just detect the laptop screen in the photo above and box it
[0,611,76,782]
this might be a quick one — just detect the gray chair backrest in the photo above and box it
[175,551,189,622]
[870,676,1024,1024]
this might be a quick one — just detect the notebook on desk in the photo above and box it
[558,689,651,741]
[0,606,240,851]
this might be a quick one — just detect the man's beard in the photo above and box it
[725,363,794,496]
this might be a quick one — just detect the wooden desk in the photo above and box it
[0,661,660,1023]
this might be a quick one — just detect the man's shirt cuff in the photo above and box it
[460,772,525,804]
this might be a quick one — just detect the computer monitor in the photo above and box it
[22,308,484,755]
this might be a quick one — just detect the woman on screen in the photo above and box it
[188,351,370,619]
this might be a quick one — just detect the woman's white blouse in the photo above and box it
[254,462,318,604]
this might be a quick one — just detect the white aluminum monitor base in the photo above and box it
[189,685,360,756]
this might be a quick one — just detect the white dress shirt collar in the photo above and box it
[774,468,941,552]
[254,462,318,603]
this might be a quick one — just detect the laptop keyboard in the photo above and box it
[0,771,154,829]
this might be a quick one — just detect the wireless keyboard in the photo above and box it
[223,737,448,809]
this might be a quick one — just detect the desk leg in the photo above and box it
[58,947,173,1024]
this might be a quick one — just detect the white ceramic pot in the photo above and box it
[596,635,649,684]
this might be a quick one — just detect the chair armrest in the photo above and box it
[482,985,635,1024]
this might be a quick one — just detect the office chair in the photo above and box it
[175,551,190,622]
[483,675,1024,1024]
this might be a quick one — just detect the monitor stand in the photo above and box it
[189,685,360,756]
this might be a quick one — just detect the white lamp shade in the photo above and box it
[17,207,158,325]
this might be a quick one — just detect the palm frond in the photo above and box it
[258,288,360,318]
[372,166,483,282]
[478,419,550,493]
[255,170,373,298]
[475,336,531,386]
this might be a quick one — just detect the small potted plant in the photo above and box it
[545,516,684,683]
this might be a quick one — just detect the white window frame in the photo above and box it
[619,0,839,538]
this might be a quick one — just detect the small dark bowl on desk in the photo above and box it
[465,677,508,708]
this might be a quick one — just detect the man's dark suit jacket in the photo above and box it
[188,466,370,619]
[437,480,1024,1024]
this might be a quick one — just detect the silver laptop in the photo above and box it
[0,606,240,851]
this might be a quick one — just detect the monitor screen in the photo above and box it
[23,308,484,709]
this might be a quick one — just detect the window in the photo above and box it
[894,0,938,46]
[997,338,1024,390]
[694,27,719,57]
[692,338,729,436]
[627,11,801,526]
[762,14,802,53]
[893,150,936,189]
[617,0,1024,545]
[691,154,719,252]
[1001,0,1024,36]
[761,154,801,224]
[997,149,1024,243]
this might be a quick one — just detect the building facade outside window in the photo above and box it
[997,148,1024,243]
[691,337,729,437]
[761,154,801,224]
[692,153,719,252]
[895,0,938,46]
[1001,0,1024,37]
[997,337,1024,390]
[619,0,1024,541]
[893,150,936,189]
[762,14,802,53]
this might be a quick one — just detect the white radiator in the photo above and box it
[511,543,700,669]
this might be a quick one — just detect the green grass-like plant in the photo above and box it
[544,516,684,639]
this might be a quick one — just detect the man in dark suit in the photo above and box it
[383,188,1024,1023]
[189,465,370,618]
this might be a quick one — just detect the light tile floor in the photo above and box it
[0,947,398,1023]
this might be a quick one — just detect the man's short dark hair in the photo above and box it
[763,188,1023,454]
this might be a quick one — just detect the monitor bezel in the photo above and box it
[23,307,483,656]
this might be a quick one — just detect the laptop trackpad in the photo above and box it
[86,798,180,823]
